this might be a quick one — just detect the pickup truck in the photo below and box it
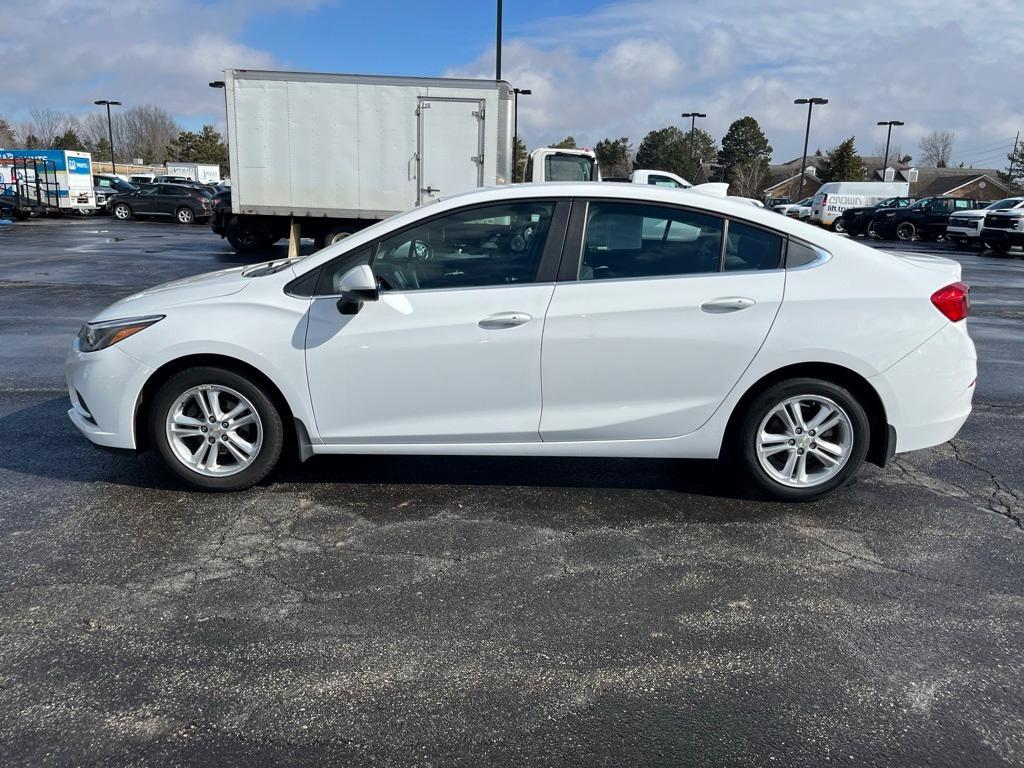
[980,202,1024,253]
[870,196,978,241]
[839,196,916,237]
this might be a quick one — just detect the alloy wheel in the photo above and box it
[164,385,263,477]
[755,395,854,488]
[177,208,194,224]
[114,204,131,220]
[896,222,915,241]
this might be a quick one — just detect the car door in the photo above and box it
[156,184,190,216]
[129,185,161,214]
[540,199,785,441]
[923,198,953,234]
[304,199,569,444]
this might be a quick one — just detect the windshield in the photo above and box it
[544,154,596,182]
[798,198,813,206]
[986,198,1024,210]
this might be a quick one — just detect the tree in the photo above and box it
[53,128,85,151]
[23,133,41,149]
[680,128,717,182]
[28,108,74,146]
[90,137,113,163]
[594,136,632,178]
[513,135,528,182]
[1004,138,1024,193]
[634,127,687,179]
[166,124,228,165]
[0,117,15,147]
[550,136,577,149]
[718,116,772,195]
[818,137,867,182]
[919,130,954,168]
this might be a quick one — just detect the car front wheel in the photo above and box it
[150,367,284,491]
[895,222,916,241]
[113,203,132,221]
[735,378,870,502]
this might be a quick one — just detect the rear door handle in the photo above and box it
[478,312,532,329]
[700,297,755,314]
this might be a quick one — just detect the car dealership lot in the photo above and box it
[1,218,1023,765]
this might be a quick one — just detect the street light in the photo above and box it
[496,0,503,80]
[794,97,828,200]
[877,120,905,178]
[512,87,532,177]
[681,112,707,177]
[93,100,121,175]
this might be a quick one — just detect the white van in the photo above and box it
[811,181,910,228]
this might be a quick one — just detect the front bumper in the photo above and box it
[981,228,1024,246]
[946,224,980,240]
[65,341,153,450]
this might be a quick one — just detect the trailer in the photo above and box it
[164,162,221,184]
[216,69,514,251]
[0,149,96,218]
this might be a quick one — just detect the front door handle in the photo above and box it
[478,312,532,329]
[700,297,755,314]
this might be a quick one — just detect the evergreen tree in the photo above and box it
[513,135,528,182]
[550,136,577,149]
[594,136,632,178]
[53,128,85,151]
[718,117,772,195]
[0,117,15,147]
[819,137,867,182]
[166,125,228,165]
[634,126,714,180]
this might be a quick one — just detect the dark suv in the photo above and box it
[839,196,916,237]
[109,184,213,225]
[871,196,978,241]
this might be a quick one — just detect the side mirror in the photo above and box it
[335,264,379,316]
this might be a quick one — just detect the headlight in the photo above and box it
[77,315,164,352]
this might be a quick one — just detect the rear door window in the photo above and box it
[724,222,784,271]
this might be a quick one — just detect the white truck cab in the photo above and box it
[526,148,600,182]
[629,169,692,188]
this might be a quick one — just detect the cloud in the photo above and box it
[453,0,1024,166]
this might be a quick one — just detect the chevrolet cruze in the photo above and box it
[66,184,977,501]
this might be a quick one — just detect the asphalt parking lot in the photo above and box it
[1,217,1023,766]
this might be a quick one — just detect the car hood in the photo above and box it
[950,209,987,219]
[92,264,261,321]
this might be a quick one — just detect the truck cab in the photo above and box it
[526,148,600,182]
[628,169,692,188]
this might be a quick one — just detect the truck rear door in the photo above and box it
[416,98,484,205]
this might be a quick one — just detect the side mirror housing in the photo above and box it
[335,264,379,316]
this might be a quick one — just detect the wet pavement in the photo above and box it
[1,217,1022,766]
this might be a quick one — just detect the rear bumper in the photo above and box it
[869,322,977,454]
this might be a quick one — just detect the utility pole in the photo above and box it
[1008,131,1020,191]
[680,112,706,180]
[794,97,828,200]
[94,100,121,175]
[495,0,503,80]
[877,120,904,179]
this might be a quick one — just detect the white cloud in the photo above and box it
[454,0,1024,167]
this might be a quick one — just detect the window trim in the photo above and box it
[563,197,789,283]
[292,198,571,298]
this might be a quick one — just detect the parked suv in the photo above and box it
[840,196,915,238]
[109,183,213,224]
[947,198,1024,247]
[981,203,1024,254]
[871,196,978,241]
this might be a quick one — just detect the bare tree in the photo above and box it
[28,108,76,146]
[118,105,180,163]
[729,159,769,198]
[918,131,954,168]
[872,143,911,167]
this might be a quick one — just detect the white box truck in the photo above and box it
[0,149,96,218]
[810,181,910,228]
[215,69,513,250]
[164,162,221,184]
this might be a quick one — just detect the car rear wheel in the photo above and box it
[150,367,284,491]
[176,207,195,225]
[833,218,846,234]
[895,222,916,241]
[734,378,870,502]
[113,203,132,221]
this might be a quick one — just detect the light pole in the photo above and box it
[877,120,904,178]
[681,112,706,178]
[512,87,531,181]
[93,100,121,175]
[495,0,502,80]
[794,97,827,200]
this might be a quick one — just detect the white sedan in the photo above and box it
[66,183,977,501]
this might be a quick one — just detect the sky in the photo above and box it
[2,0,1022,167]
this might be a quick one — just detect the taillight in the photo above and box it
[931,282,970,322]
[820,194,828,207]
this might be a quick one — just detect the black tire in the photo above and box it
[987,240,1010,254]
[11,208,31,221]
[895,222,916,241]
[176,206,195,225]
[833,218,847,234]
[150,366,285,491]
[733,377,871,502]
[225,216,264,252]
[112,202,132,221]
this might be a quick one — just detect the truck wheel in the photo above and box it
[833,218,846,234]
[987,241,1010,254]
[895,222,916,241]
[225,217,264,252]
[11,208,31,221]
